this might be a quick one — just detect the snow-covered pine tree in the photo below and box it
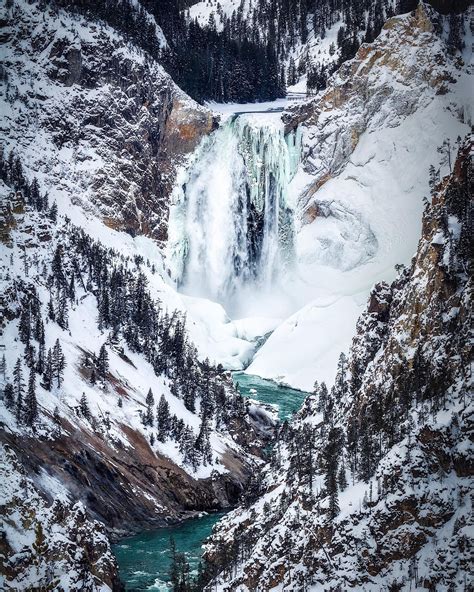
[52,339,65,388]
[24,367,38,426]
[13,358,24,423]
[157,394,170,442]
[97,344,109,379]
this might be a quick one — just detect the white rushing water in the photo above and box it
[166,116,302,314]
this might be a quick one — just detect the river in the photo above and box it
[113,373,309,590]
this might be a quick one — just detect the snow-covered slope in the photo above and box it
[0,180,270,536]
[245,2,473,389]
[0,8,279,584]
[202,135,473,591]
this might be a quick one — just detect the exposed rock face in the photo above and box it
[202,138,473,590]
[1,0,217,242]
[1,444,123,591]
[284,3,472,213]
[0,413,256,542]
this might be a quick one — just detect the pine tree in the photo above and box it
[316,382,328,413]
[24,368,38,426]
[48,201,58,223]
[52,245,65,288]
[47,294,55,322]
[68,272,76,302]
[157,394,170,442]
[56,288,69,330]
[37,340,45,375]
[24,344,36,369]
[180,426,198,469]
[42,348,53,391]
[325,427,343,519]
[52,339,65,388]
[97,344,109,379]
[13,358,24,422]
[143,403,154,427]
[195,416,212,465]
[19,302,31,344]
[79,392,91,420]
[0,353,6,380]
[3,382,15,410]
[146,388,154,407]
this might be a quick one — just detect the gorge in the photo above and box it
[0,1,472,591]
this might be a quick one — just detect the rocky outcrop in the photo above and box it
[202,138,473,590]
[1,0,217,242]
[1,444,123,591]
[284,2,472,213]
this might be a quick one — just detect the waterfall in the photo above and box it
[166,116,302,312]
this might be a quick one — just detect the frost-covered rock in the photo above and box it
[285,3,472,203]
[1,0,217,242]
[0,444,123,591]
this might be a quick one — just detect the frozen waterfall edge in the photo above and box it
[165,116,302,312]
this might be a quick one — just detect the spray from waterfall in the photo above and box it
[166,115,302,314]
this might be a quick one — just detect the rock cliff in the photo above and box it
[284,2,472,217]
[1,0,217,242]
[1,444,123,591]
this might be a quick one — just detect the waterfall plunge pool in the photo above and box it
[113,376,309,590]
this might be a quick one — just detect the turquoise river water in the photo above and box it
[113,373,308,591]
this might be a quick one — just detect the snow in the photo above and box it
[243,39,472,390]
[0,206,258,481]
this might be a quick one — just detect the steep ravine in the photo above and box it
[112,377,308,591]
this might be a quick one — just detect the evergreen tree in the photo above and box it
[24,368,38,426]
[47,294,55,322]
[13,358,24,423]
[79,392,91,420]
[37,340,45,376]
[324,427,343,519]
[97,344,109,379]
[56,288,69,330]
[68,272,76,301]
[316,382,328,413]
[146,387,154,407]
[0,353,6,380]
[195,416,212,465]
[157,394,170,442]
[3,382,15,410]
[19,301,31,344]
[42,348,53,391]
[52,339,66,388]
[48,201,58,223]
[180,426,198,470]
[52,245,65,288]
